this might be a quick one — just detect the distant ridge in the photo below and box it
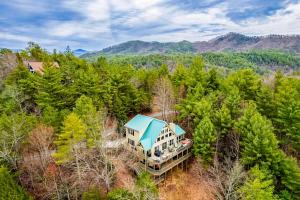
[81,32,300,58]
[73,49,88,56]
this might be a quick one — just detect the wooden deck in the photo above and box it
[135,152,192,176]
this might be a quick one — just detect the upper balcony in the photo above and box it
[148,138,193,165]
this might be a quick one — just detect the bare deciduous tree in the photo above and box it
[209,156,246,200]
[154,77,175,121]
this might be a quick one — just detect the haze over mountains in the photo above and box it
[81,33,300,58]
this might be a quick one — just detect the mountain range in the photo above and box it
[81,33,300,58]
[73,49,88,56]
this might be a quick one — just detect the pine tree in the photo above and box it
[53,112,87,164]
[193,115,217,163]
[35,66,67,109]
[235,103,279,167]
[75,65,101,101]
[279,156,300,199]
[215,105,233,136]
[239,165,277,200]
[74,95,104,147]
[0,166,32,200]
[274,79,300,151]
[224,69,261,100]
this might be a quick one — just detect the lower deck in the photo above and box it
[132,143,192,184]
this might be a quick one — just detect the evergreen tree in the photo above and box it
[274,78,300,151]
[74,95,104,147]
[239,165,277,200]
[279,156,300,199]
[75,65,101,102]
[255,85,275,119]
[53,112,87,164]
[215,105,233,136]
[193,115,217,163]
[223,86,241,119]
[135,172,158,199]
[225,69,261,100]
[0,166,32,200]
[107,189,135,200]
[35,66,67,109]
[235,103,279,167]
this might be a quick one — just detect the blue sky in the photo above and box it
[1,0,300,50]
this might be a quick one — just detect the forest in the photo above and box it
[0,43,300,200]
[83,50,300,74]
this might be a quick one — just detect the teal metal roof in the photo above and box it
[124,114,153,132]
[140,119,166,151]
[175,124,185,136]
[125,114,186,151]
[140,138,151,152]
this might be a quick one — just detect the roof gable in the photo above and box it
[124,114,153,134]
[140,119,166,151]
[175,124,185,136]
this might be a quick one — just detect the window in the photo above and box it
[128,139,135,146]
[157,137,160,142]
[161,136,164,140]
[169,132,172,137]
[169,139,174,146]
[165,134,168,138]
[128,129,134,136]
[162,142,167,150]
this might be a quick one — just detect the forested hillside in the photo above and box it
[81,33,300,57]
[0,43,300,200]
[84,50,300,74]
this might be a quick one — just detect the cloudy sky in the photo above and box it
[1,0,300,50]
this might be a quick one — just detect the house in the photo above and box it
[23,61,59,74]
[124,114,192,183]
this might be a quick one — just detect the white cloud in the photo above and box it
[1,0,300,50]
[232,1,300,35]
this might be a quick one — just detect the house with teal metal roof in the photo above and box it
[124,115,192,179]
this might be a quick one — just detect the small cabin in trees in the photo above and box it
[124,114,192,183]
[23,61,59,74]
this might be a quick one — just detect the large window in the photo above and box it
[128,128,134,136]
[162,142,167,150]
[128,139,135,146]
[169,139,174,146]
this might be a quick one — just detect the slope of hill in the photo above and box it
[194,32,300,53]
[81,33,300,58]
[89,40,196,56]
[73,49,88,56]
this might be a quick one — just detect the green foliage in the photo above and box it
[74,95,103,147]
[224,69,261,100]
[279,156,300,199]
[136,172,158,195]
[239,165,277,200]
[273,77,300,151]
[135,172,158,199]
[235,103,279,167]
[0,113,37,167]
[0,166,32,200]
[53,112,87,164]
[35,66,69,109]
[107,188,135,200]
[193,115,217,163]
[82,50,300,73]
[82,188,104,200]
[215,105,233,135]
